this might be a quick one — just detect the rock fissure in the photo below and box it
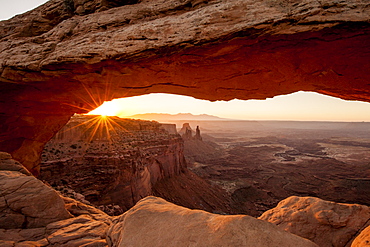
[2,179,33,197]
[344,217,370,247]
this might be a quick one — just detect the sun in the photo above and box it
[87,101,122,116]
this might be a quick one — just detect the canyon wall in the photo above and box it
[0,0,369,173]
[40,115,232,214]
[40,115,186,211]
[0,153,322,247]
[3,150,370,246]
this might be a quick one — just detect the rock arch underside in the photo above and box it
[0,0,369,175]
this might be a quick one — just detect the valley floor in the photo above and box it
[184,121,370,216]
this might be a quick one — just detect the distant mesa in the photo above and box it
[128,113,228,121]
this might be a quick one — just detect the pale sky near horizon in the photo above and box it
[89,92,370,122]
[0,0,49,20]
[2,1,370,122]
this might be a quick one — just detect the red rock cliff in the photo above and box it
[40,115,186,211]
[0,0,369,174]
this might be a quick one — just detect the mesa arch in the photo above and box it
[0,0,369,175]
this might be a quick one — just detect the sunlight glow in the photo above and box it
[87,92,370,122]
[60,114,130,145]
[88,101,124,116]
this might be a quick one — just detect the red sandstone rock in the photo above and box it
[0,0,369,174]
[0,152,112,246]
[46,215,109,246]
[0,154,72,229]
[40,115,233,215]
[2,151,366,247]
[259,196,370,247]
[351,225,370,247]
[152,169,233,214]
[40,115,187,210]
[107,196,318,247]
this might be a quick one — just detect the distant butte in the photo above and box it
[0,0,369,176]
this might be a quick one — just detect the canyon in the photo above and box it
[39,114,232,214]
[0,0,369,174]
[2,151,370,246]
[34,116,370,246]
[0,0,370,246]
[180,120,370,217]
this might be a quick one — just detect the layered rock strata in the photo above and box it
[259,196,370,247]
[40,115,232,214]
[4,152,370,247]
[0,152,112,247]
[0,0,369,173]
[40,115,186,210]
[0,153,72,229]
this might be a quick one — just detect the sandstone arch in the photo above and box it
[0,0,369,175]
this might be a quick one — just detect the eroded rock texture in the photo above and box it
[40,115,186,209]
[0,152,112,246]
[0,152,318,247]
[0,0,369,173]
[39,115,232,214]
[5,150,370,247]
[0,153,72,229]
[107,196,319,247]
[259,196,370,247]
[351,224,370,247]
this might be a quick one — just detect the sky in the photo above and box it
[0,0,49,20]
[88,92,370,121]
[2,1,370,122]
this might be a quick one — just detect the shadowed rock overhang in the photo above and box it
[0,0,369,175]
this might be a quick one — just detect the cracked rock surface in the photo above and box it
[259,196,370,247]
[2,151,370,246]
[0,158,72,229]
[107,196,319,247]
[0,152,112,247]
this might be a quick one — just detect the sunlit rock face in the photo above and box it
[40,115,187,211]
[0,153,317,247]
[0,152,72,229]
[259,196,370,247]
[107,196,319,247]
[39,115,233,214]
[0,152,114,246]
[0,0,369,174]
[352,225,370,247]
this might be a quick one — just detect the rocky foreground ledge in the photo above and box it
[1,151,370,247]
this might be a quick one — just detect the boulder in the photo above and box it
[259,196,370,247]
[0,215,110,247]
[0,153,72,229]
[107,196,318,247]
[0,153,112,246]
